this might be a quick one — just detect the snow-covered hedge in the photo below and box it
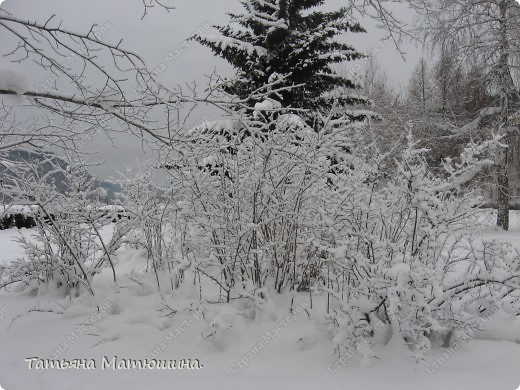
[3,112,520,358]
[165,113,520,355]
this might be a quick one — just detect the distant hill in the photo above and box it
[0,149,123,203]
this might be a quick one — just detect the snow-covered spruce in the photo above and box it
[193,0,373,125]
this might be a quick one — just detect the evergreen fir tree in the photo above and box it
[194,0,371,125]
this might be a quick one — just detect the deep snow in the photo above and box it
[1,211,520,390]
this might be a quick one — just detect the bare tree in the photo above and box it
[0,0,242,158]
[424,0,520,230]
[408,58,436,115]
[0,8,178,148]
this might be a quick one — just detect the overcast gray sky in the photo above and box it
[0,0,421,180]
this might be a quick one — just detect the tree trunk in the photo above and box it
[496,148,510,230]
[496,0,513,231]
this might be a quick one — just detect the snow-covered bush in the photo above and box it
[0,206,37,229]
[168,109,520,356]
[166,112,364,303]
[0,156,123,296]
[318,130,520,358]
[116,167,186,292]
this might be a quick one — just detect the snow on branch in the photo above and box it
[195,34,267,57]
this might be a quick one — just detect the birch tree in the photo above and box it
[424,0,520,230]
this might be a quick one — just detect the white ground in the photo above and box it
[1,211,520,390]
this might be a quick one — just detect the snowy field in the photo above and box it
[1,211,520,390]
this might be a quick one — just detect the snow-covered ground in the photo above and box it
[1,212,520,390]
